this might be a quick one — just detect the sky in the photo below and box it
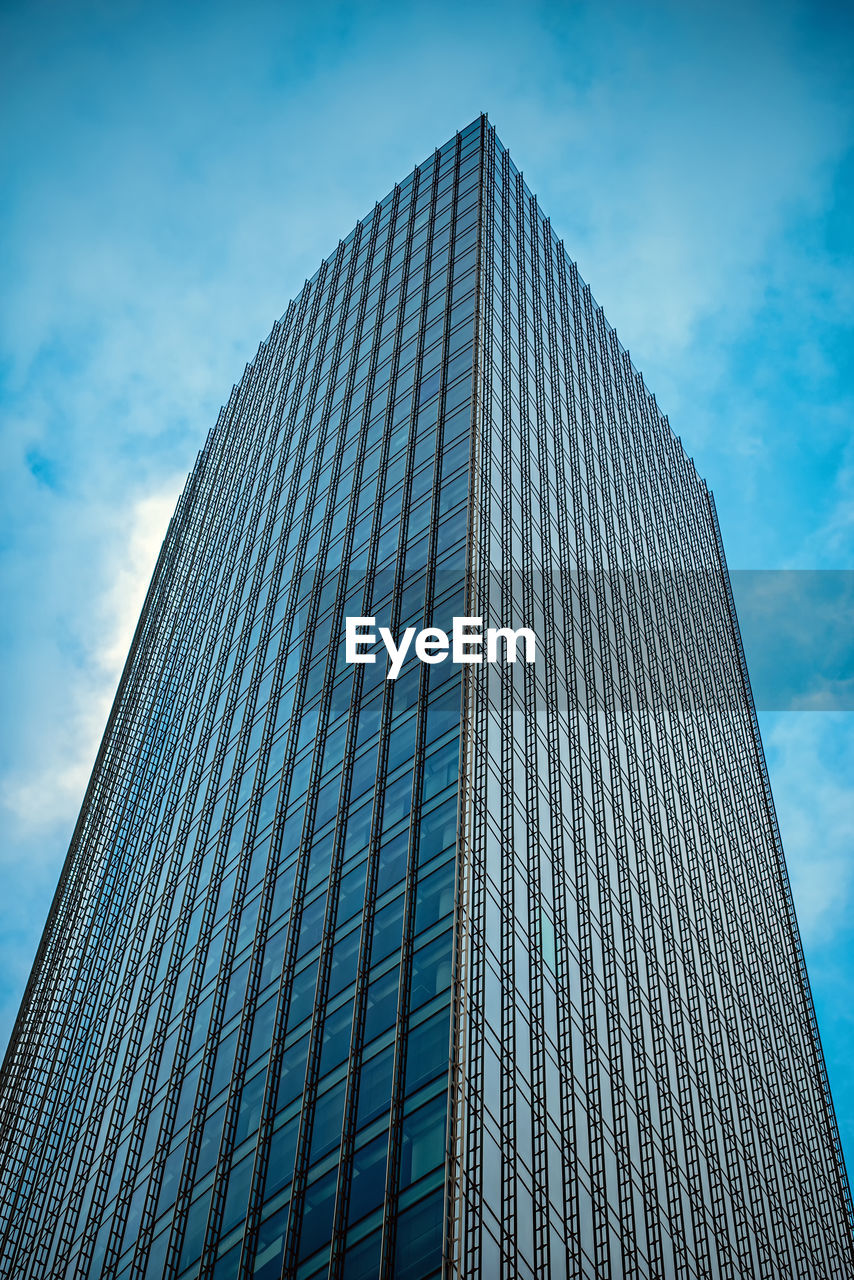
[1,0,853,1173]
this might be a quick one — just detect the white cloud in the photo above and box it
[0,481,180,836]
[505,2,848,362]
[95,488,181,675]
[802,436,854,566]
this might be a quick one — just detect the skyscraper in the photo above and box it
[1,113,851,1279]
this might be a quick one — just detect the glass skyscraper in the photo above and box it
[2,116,852,1279]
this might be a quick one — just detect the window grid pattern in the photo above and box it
[0,118,482,1280]
[1,115,852,1280]
[450,121,854,1280]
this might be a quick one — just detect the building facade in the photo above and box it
[1,116,852,1279]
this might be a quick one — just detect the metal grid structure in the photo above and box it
[1,116,851,1280]
[450,120,854,1280]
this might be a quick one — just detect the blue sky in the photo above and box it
[1,0,853,1169]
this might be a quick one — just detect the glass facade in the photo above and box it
[450,122,854,1279]
[1,116,851,1280]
